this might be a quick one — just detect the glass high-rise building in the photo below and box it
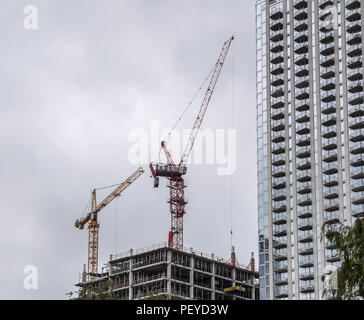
[256,0,363,299]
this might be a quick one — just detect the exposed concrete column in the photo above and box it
[167,249,172,295]
[252,274,256,300]
[190,255,194,299]
[129,250,133,300]
[211,260,216,300]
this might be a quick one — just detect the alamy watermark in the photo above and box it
[322,5,338,31]
[23,265,38,290]
[128,121,237,176]
[24,5,38,30]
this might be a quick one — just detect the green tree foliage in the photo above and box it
[321,217,364,300]
[68,280,120,300]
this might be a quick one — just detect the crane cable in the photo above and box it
[159,62,217,162]
[230,40,234,250]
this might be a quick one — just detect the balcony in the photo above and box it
[271,86,284,98]
[272,119,285,132]
[323,199,340,212]
[274,261,288,273]
[351,179,364,193]
[273,212,287,225]
[348,104,364,118]
[323,185,339,200]
[298,231,313,243]
[295,76,309,89]
[321,114,336,127]
[272,128,285,142]
[323,174,338,188]
[352,204,364,218]
[320,55,335,68]
[351,166,364,179]
[296,134,310,147]
[297,182,312,194]
[272,166,286,179]
[348,81,363,94]
[294,7,308,21]
[350,154,364,167]
[321,79,335,92]
[322,149,338,163]
[299,269,315,281]
[347,43,363,58]
[272,142,286,155]
[295,65,309,77]
[297,205,312,219]
[348,91,363,106]
[300,283,315,293]
[273,248,288,261]
[273,201,287,213]
[273,225,287,237]
[299,256,314,268]
[322,162,338,175]
[296,110,310,123]
[271,64,284,76]
[295,30,309,44]
[319,0,333,10]
[271,74,284,87]
[274,275,289,286]
[272,153,286,166]
[347,67,363,82]
[350,128,364,143]
[295,42,309,55]
[296,99,310,112]
[321,66,335,79]
[272,176,286,190]
[347,33,362,46]
[346,0,360,10]
[352,191,364,205]
[322,125,337,139]
[296,88,310,100]
[349,115,364,130]
[295,55,309,67]
[274,286,288,299]
[345,7,361,22]
[296,122,310,135]
[350,141,364,155]
[297,169,311,183]
[298,243,314,255]
[322,137,337,150]
[326,251,340,263]
[347,56,362,70]
[323,210,340,225]
[321,90,336,103]
[298,219,313,231]
[296,145,311,159]
[273,239,288,249]
[297,158,311,170]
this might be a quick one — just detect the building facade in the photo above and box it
[256,0,363,299]
[77,243,259,300]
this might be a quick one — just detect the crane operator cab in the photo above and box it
[150,163,187,188]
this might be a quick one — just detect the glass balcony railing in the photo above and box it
[351,204,364,217]
[297,205,312,218]
[272,212,287,224]
[299,255,314,267]
[324,210,340,225]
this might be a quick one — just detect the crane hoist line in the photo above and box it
[75,167,144,279]
[149,36,234,251]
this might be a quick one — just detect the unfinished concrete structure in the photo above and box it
[76,243,259,300]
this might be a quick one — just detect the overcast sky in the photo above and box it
[0,0,257,299]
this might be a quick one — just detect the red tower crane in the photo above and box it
[149,36,234,250]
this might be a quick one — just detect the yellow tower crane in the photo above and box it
[75,167,144,279]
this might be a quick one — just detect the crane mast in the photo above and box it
[75,167,144,279]
[150,36,234,250]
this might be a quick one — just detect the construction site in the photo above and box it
[74,36,259,300]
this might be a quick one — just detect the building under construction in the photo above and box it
[76,243,259,300]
